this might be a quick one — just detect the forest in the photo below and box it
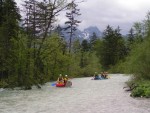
[0,0,150,97]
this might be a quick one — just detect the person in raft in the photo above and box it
[93,72,99,79]
[100,72,105,78]
[64,75,69,84]
[104,71,108,79]
[57,74,64,84]
[101,71,108,79]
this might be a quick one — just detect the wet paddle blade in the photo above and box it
[51,83,56,86]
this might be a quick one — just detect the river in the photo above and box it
[0,74,150,113]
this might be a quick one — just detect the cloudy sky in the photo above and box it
[77,0,150,34]
[15,0,150,34]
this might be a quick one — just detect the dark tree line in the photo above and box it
[0,0,95,89]
[93,25,127,70]
[0,0,21,80]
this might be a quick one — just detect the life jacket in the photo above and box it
[95,74,99,79]
[64,77,68,81]
[58,77,63,81]
[57,77,64,84]
[64,77,68,84]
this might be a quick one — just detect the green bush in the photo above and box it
[145,89,150,98]
[0,80,8,88]
[123,38,150,79]
[131,86,144,97]
[130,81,150,98]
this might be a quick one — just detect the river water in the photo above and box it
[0,74,150,113]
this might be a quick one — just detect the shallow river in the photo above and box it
[0,74,150,113]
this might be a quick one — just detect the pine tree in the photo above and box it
[81,39,89,52]
[64,0,81,53]
[127,28,135,53]
[0,0,21,79]
[128,28,135,44]
[72,39,81,54]
[0,0,3,25]
[100,25,126,70]
[133,22,144,42]
[90,32,98,51]
[145,12,150,37]
[80,39,89,68]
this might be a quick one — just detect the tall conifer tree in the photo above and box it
[100,25,126,69]
[0,0,21,79]
[64,0,81,53]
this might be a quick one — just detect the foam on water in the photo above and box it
[0,74,150,113]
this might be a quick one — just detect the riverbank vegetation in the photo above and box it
[113,13,150,98]
[0,0,100,89]
[122,36,150,98]
[0,0,149,97]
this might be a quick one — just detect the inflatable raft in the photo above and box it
[56,83,65,87]
[56,81,72,87]
[92,76,110,80]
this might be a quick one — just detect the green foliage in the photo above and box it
[108,60,125,73]
[131,87,145,97]
[41,34,70,80]
[72,39,81,53]
[0,0,21,37]
[90,32,98,50]
[99,25,127,70]
[0,0,102,89]
[126,28,135,53]
[0,0,21,87]
[0,80,8,88]
[123,38,150,80]
[0,30,102,89]
[81,39,90,52]
[94,39,103,59]
[130,81,150,98]
[80,53,101,76]
[133,22,144,42]
[113,12,150,98]
[144,12,150,36]
[9,32,34,89]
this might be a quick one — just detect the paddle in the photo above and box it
[51,83,56,86]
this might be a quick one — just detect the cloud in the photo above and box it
[15,0,150,34]
[78,0,150,34]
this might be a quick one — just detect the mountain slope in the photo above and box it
[62,26,102,42]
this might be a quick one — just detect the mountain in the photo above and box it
[62,26,102,42]
[83,26,102,39]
